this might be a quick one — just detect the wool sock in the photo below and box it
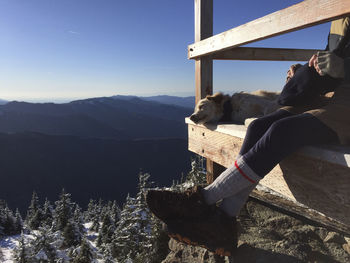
[219,184,257,217]
[201,156,261,205]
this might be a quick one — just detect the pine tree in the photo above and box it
[63,219,82,247]
[42,199,54,227]
[103,244,115,263]
[73,204,84,233]
[185,156,206,186]
[53,189,74,231]
[85,199,96,222]
[1,206,18,235]
[112,173,155,261]
[89,214,100,232]
[72,239,94,263]
[96,213,115,247]
[26,191,43,230]
[31,230,57,263]
[110,201,121,225]
[15,209,23,233]
[111,194,138,260]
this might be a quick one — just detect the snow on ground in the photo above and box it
[0,234,20,263]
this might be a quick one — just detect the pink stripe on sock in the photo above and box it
[234,160,256,184]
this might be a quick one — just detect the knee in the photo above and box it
[268,118,294,139]
[247,117,267,133]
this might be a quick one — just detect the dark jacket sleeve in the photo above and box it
[327,17,350,58]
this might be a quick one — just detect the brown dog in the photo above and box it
[190,90,280,125]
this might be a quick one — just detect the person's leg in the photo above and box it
[217,110,293,217]
[239,109,293,156]
[203,113,339,212]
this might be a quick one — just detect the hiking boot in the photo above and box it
[166,209,238,257]
[146,186,215,222]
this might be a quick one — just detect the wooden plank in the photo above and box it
[186,118,350,168]
[194,0,213,104]
[250,189,350,234]
[188,0,350,59]
[187,122,350,229]
[213,47,322,61]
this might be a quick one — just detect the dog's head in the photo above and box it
[190,93,226,124]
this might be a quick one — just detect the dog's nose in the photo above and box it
[190,114,199,123]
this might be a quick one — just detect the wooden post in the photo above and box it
[206,160,226,184]
[194,0,213,104]
[194,0,219,183]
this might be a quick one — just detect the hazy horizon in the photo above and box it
[1,0,331,103]
[0,91,200,104]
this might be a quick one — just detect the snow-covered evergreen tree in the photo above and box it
[102,244,115,263]
[85,199,97,222]
[63,219,82,247]
[72,239,94,263]
[184,156,206,186]
[0,202,21,235]
[30,229,57,263]
[42,199,54,227]
[15,209,23,233]
[96,213,115,248]
[89,214,100,232]
[111,173,161,262]
[110,201,121,225]
[73,204,85,233]
[53,189,74,231]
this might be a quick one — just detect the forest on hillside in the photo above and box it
[0,160,206,263]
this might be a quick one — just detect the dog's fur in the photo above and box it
[190,90,280,125]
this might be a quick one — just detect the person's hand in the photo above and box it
[309,51,344,79]
[308,54,319,71]
[286,64,302,83]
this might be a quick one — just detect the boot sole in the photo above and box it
[166,222,234,257]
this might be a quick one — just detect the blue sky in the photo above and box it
[0,0,331,102]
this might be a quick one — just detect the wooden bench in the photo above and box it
[186,118,350,233]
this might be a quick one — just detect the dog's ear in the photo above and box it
[206,93,224,104]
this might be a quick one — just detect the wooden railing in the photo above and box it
[191,0,350,178]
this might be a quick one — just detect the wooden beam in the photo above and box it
[194,0,213,104]
[213,47,322,61]
[206,160,225,184]
[194,0,216,183]
[188,0,350,59]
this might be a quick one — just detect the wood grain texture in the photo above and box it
[187,122,350,229]
[213,47,322,61]
[188,0,350,59]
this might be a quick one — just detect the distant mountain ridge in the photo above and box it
[113,95,195,109]
[0,96,193,139]
[0,99,8,105]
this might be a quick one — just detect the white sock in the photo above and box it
[219,184,256,217]
[202,156,261,205]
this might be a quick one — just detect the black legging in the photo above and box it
[239,110,339,178]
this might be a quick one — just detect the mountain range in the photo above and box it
[0,95,196,212]
[0,96,194,139]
